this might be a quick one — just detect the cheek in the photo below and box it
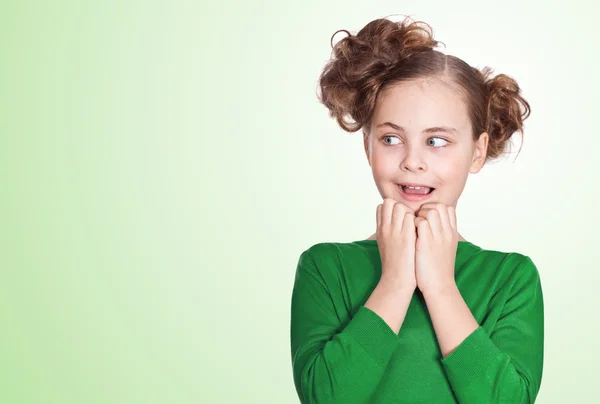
[371,150,398,176]
[433,152,472,183]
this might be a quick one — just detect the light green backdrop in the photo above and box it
[1,0,598,403]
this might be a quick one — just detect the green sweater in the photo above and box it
[290,239,544,403]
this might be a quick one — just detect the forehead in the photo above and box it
[372,78,471,133]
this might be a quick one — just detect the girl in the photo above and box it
[289,16,544,404]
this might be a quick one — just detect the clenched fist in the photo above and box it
[376,198,417,291]
[414,202,459,295]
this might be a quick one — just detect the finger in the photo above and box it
[391,202,409,229]
[425,208,443,236]
[419,201,444,209]
[421,203,451,235]
[435,204,452,235]
[448,206,457,231]
[376,204,382,231]
[402,212,416,238]
[415,216,432,239]
[416,206,432,218]
[381,198,396,226]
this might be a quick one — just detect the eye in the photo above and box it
[383,135,401,145]
[427,137,448,147]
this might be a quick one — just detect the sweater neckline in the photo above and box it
[355,239,479,250]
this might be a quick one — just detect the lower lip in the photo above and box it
[397,185,434,202]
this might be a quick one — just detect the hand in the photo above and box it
[376,198,417,291]
[414,203,458,296]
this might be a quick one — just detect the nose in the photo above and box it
[400,145,427,172]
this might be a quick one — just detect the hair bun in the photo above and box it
[331,18,440,65]
[318,18,441,132]
[481,67,531,159]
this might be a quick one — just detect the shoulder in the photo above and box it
[295,239,377,276]
[465,242,541,286]
[300,239,376,261]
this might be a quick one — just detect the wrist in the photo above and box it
[379,275,417,294]
[420,281,458,300]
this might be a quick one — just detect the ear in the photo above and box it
[363,130,371,166]
[469,132,488,174]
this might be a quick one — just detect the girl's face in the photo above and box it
[364,78,488,214]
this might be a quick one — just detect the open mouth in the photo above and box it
[398,184,435,195]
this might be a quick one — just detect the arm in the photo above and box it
[290,249,413,404]
[423,256,544,403]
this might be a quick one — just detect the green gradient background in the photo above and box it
[1,1,598,403]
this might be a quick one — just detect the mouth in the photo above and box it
[398,183,435,195]
[397,183,435,201]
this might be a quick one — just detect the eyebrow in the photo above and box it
[376,122,458,135]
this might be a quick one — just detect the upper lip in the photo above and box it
[398,182,434,188]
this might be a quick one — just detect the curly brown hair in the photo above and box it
[317,17,531,162]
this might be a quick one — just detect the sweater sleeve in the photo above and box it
[290,248,401,404]
[440,256,544,403]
